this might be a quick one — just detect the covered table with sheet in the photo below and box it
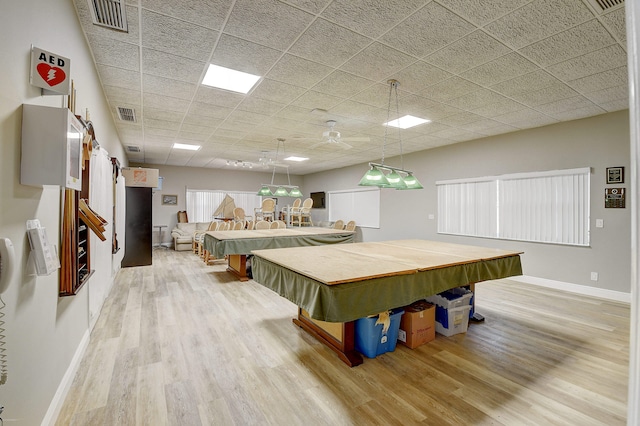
[251,240,523,366]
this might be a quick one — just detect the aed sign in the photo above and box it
[30,46,70,95]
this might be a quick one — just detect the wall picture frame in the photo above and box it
[606,167,624,184]
[162,194,177,205]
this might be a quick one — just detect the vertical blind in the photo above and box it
[437,168,590,246]
[186,189,262,222]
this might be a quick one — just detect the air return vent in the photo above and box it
[586,0,624,12]
[88,0,128,32]
[126,145,140,153]
[117,107,136,122]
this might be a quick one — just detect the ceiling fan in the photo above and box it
[307,120,370,150]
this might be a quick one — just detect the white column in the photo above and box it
[626,1,640,424]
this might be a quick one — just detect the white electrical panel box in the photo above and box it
[21,104,84,190]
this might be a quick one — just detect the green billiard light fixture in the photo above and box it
[358,79,426,190]
[257,138,303,197]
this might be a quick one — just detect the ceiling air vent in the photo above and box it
[126,145,140,153]
[88,0,128,32]
[586,0,624,12]
[117,106,136,122]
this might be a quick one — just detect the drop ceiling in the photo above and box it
[73,0,628,175]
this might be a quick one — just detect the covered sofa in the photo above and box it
[171,222,212,251]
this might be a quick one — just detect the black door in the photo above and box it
[122,187,152,267]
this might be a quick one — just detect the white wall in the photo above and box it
[303,111,631,294]
[0,1,126,424]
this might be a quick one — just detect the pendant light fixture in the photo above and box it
[256,138,303,197]
[358,79,424,190]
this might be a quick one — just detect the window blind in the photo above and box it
[437,168,590,246]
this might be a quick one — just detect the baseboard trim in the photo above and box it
[513,275,631,304]
[41,329,90,426]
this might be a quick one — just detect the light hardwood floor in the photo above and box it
[56,249,629,425]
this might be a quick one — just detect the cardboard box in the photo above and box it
[398,301,435,349]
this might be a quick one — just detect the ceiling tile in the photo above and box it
[143,74,197,100]
[382,2,474,58]
[584,84,628,104]
[510,82,579,107]
[438,111,485,127]
[599,98,629,112]
[329,100,387,123]
[103,85,141,106]
[143,93,191,112]
[460,52,538,86]
[312,70,375,98]
[142,107,185,122]
[188,102,233,119]
[141,0,232,30]
[238,96,285,116]
[193,86,245,108]
[250,79,308,104]
[519,20,616,67]
[182,114,224,128]
[471,98,528,118]
[141,48,206,83]
[284,0,332,14]
[141,10,218,61]
[445,89,513,110]
[321,0,427,39]
[290,90,344,111]
[546,44,627,81]
[97,66,141,90]
[86,34,139,71]
[494,108,558,128]
[340,43,416,82]
[420,77,482,102]
[601,7,626,45]
[267,54,333,88]
[485,0,594,49]
[425,30,511,74]
[224,0,315,51]
[389,61,453,94]
[490,69,558,97]
[211,34,283,76]
[568,66,627,94]
[288,18,372,68]
[437,0,531,26]
[533,95,597,115]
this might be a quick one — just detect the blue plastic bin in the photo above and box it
[355,309,404,358]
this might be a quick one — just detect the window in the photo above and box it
[437,168,590,246]
[186,189,262,222]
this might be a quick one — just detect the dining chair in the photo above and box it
[345,220,356,231]
[233,220,245,230]
[333,219,344,230]
[255,220,270,230]
[291,198,313,227]
[255,198,276,222]
[233,207,252,223]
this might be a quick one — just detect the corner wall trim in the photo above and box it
[513,275,631,304]
[41,329,91,426]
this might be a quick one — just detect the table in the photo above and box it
[153,225,167,249]
[203,227,355,281]
[251,240,523,366]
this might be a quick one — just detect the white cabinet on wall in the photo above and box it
[21,104,83,190]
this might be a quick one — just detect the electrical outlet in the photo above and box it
[428,214,435,220]
[591,272,598,281]
[595,219,604,228]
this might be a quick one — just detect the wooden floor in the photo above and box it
[56,249,629,425]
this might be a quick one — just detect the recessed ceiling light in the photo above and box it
[173,143,201,151]
[202,64,261,94]
[284,156,309,162]
[384,115,431,129]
